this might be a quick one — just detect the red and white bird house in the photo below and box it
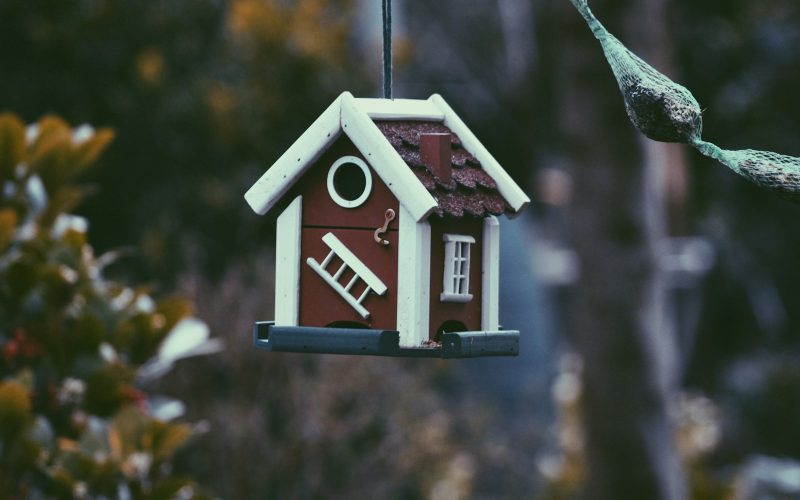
[246,92,529,357]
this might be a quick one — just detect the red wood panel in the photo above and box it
[299,227,398,330]
[428,217,484,339]
[294,136,400,231]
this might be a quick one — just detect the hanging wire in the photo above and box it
[382,0,392,99]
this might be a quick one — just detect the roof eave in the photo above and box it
[427,94,531,217]
[244,93,345,215]
[355,98,444,121]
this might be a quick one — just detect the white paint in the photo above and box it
[275,195,303,326]
[440,233,474,303]
[481,216,500,331]
[306,258,372,319]
[443,234,476,244]
[244,94,344,215]
[326,155,373,208]
[306,232,387,319]
[428,94,531,216]
[340,93,438,223]
[355,98,445,121]
[396,205,431,347]
[245,92,529,228]
[320,232,387,294]
[439,292,473,303]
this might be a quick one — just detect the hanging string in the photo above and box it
[382,0,392,99]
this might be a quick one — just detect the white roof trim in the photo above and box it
[428,94,531,216]
[244,94,344,215]
[355,98,444,121]
[244,92,529,221]
[340,93,437,222]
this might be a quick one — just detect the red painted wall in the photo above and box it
[292,135,399,329]
[294,137,399,230]
[428,217,484,339]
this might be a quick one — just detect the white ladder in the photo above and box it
[306,232,388,319]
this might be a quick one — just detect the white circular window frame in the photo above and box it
[327,156,373,208]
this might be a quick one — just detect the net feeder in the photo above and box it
[570,0,800,202]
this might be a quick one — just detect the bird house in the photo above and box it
[246,92,529,357]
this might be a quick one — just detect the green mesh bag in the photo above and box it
[569,0,703,143]
[569,0,800,201]
[694,141,800,202]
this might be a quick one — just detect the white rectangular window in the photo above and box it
[440,234,475,303]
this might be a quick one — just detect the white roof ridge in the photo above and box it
[244,91,529,221]
[354,97,445,121]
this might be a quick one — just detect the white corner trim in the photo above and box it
[481,216,500,331]
[244,92,346,215]
[340,93,438,223]
[274,195,302,326]
[428,94,531,216]
[396,206,431,347]
[355,98,445,121]
[326,155,373,208]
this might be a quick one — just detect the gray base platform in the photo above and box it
[253,322,519,358]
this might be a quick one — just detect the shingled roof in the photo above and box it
[375,121,513,218]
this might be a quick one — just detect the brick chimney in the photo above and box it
[420,133,452,184]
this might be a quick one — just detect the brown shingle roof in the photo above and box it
[374,121,513,218]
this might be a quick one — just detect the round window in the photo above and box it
[327,156,373,208]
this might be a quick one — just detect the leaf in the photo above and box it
[71,128,115,173]
[30,115,70,151]
[107,421,124,459]
[26,116,73,191]
[137,317,222,382]
[156,296,195,331]
[111,407,149,457]
[70,312,106,352]
[145,477,192,500]
[148,395,186,422]
[0,112,25,182]
[77,416,112,457]
[84,364,135,416]
[39,185,90,229]
[149,420,192,462]
[4,254,40,299]
[0,381,32,439]
[0,208,18,249]
[58,437,80,452]
[40,263,80,308]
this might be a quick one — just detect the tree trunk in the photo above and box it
[556,0,686,498]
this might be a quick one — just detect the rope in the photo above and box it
[382,0,392,99]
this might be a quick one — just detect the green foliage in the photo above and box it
[0,114,211,499]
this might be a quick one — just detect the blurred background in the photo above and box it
[1,0,800,498]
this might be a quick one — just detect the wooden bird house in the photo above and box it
[246,92,529,357]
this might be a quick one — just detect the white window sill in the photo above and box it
[440,293,473,303]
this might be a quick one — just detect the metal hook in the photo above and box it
[374,208,396,246]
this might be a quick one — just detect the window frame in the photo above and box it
[326,155,373,208]
[440,233,475,303]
